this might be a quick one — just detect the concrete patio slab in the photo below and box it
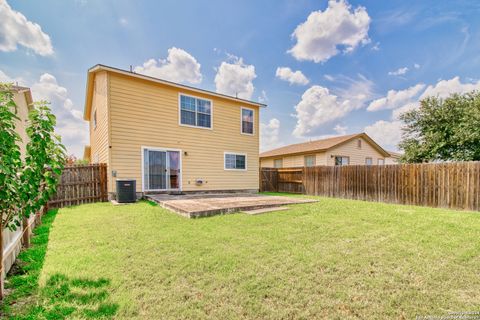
[145,193,316,218]
[243,206,290,215]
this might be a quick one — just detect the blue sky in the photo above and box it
[2,0,480,156]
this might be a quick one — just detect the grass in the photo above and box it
[3,194,480,319]
[0,210,118,319]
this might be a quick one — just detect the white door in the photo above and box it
[143,148,181,191]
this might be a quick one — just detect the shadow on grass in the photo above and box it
[0,209,118,319]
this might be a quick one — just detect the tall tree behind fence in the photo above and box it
[48,163,108,208]
[260,162,480,211]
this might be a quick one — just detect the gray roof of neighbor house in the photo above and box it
[84,64,266,121]
[260,133,390,158]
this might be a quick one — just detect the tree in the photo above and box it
[399,91,480,163]
[0,85,65,298]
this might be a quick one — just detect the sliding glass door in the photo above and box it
[143,148,181,191]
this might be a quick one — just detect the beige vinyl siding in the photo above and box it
[326,137,385,165]
[260,158,274,168]
[260,152,327,168]
[107,73,259,192]
[89,71,110,167]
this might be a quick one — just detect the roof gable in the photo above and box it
[84,64,266,121]
[260,133,390,158]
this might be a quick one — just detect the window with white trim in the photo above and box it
[304,155,316,167]
[180,94,212,128]
[334,156,349,166]
[225,153,246,170]
[365,157,372,165]
[274,159,283,168]
[378,158,385,165]
[241,108,254,134]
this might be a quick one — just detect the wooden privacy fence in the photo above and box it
[260,162,480,211]
[48,163,108,208]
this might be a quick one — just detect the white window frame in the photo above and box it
[304,155,316,167]
[274,158,283,168]
[141,146,183,192]
[377,158,385,165]
[178,93,213,130]
[365,157,373,165]
[334,155,350,166]
[240,107,255,135]
[224,152,247,171]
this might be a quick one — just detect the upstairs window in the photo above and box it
[225,153,246,170]
[241,108,254,134]
[335,156,349,166]
[180,94,212,129]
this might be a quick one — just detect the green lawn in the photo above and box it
[4,194,480,319]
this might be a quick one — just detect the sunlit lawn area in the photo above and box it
[3,194,480,319]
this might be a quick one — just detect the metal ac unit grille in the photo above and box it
[116,179,136,203]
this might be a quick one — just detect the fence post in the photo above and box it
[22,218,31,248]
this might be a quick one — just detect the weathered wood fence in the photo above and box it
[48,163,108,208]
[260,162,480,211]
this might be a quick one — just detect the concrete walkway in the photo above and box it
[145,193,316,218]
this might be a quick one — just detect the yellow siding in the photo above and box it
[89,71,110,170]
[326,137,385,165]
[106,73,259,192]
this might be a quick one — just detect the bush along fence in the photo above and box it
[260,161,480,211]
[2,164,108,297]
[47,163,108,208]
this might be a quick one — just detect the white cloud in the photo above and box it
[333,124,347,135]
[0,68,26,85]
[0,0,53,56]
[414,63,420,69]
[119,18,128,26]
[420,76,480,100]
[275,67,309,85]
[258,90,268,103]
[293,85,352,137]
[364,120,403,150]
[31,73,87,157]
[388,67,409,76]
[260,118,280,151]
[335,74,375,109]
[134,47,202,84]
[288,0,371,63]
[367,84,425,111]
[214,56,256,100]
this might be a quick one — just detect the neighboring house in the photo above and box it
[385,151,402,164]
[2,86,34,281]
[260,133,390,168]
[83,64,266,198]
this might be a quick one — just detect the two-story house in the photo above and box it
[83,65,265,199]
